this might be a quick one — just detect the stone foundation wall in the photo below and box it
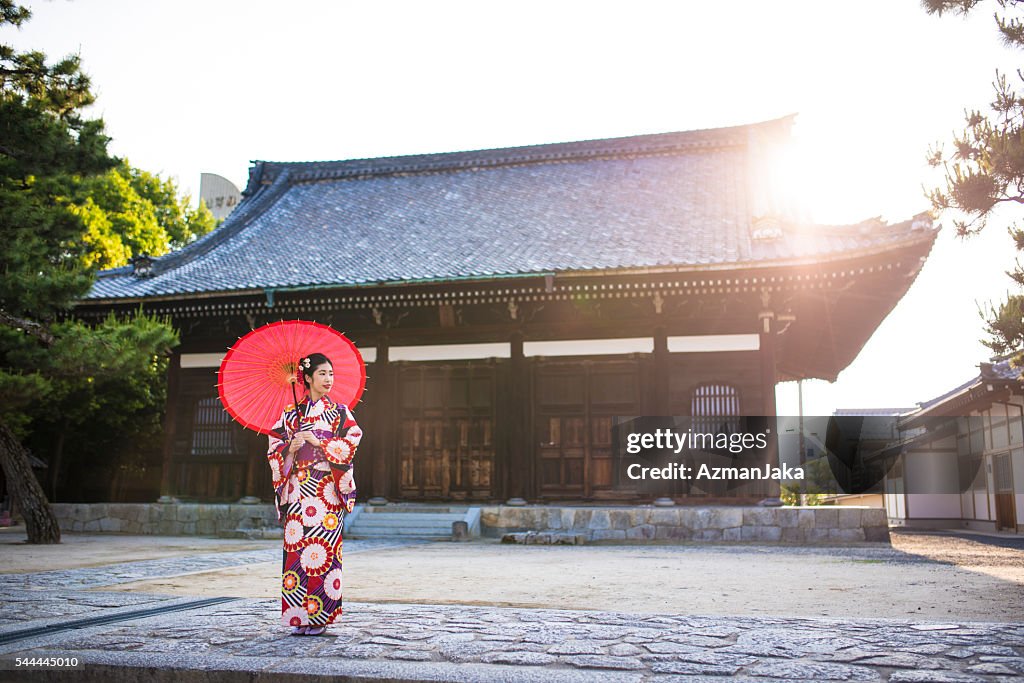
[480,506,891,543]
[47,503,890,543]
[50,503,278,536]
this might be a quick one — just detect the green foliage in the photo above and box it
[1,0,114,321]
[69,161,216,269]
[1,1,182,502]
[979,294,1024,361]
[780,456,836,506]
[923,0,1024,370]
[780,485,824,506]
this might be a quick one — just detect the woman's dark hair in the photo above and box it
[299,352,333,390]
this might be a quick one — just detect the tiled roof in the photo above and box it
[832,408,917,417]
[912,359,1022,414]
[86,118,938,302]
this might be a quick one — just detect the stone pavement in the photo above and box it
[0,536,1021,682]
[2,599,1023,682]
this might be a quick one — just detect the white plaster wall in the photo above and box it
[906,494,961,519]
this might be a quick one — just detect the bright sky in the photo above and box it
[8,0,1021,416]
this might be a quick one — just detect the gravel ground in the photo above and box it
[97,530,1024,622]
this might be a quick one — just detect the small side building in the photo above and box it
[881,360,1023,532]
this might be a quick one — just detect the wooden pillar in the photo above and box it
[758,310,778,417]
[371,337,394,500]
[505,331,529,502]
[158,350,181,501]
[758,309,781,498]
[652,326,670,415]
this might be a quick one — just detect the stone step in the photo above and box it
[347,526,453,537]
[360,506,470,514]
[354,528,462,536]
[346,505,481,539]
[353,512,466,522]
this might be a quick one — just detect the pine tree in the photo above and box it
[0,1,179,542]
[923,0,1024,367]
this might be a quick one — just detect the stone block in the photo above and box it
[83,519,100,532]
[758,526,782,541]
[625,524,656,540]
[591,529,626,541]
[805,527,831,543]
[798,509,815,528]
[516,509,538,529]
[864,525,891,543]
[480,508,499,528]
[709,507,743,529]
[655,526,690,540]
[74,504,90,522]
[627,509,646,527]
[722,526,742,541]
[812,508,838,528]
[536,508,556,529]
[547,510,563,529]
[571,509,593,530]
[588,510,611,530]
[781,526,804,542]
[558,533,587,545]
[837,508,862,529]
[99,517,121,532]
[742,507,774,526]
[608,510,631,530]
[776,508,800,527]
[649,509,679,526]
[493,507,516,528]
[862,508,887,527]
[829,528,865,543]
[560,509,576,530]
[689,508,716,530]
[696,529,722,541]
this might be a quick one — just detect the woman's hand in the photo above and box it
[295,430,320,446]
[288,434,304,454]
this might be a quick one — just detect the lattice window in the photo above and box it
[190,397,238,456]
[691,383,741,434]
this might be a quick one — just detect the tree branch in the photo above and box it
[0,310,54,346]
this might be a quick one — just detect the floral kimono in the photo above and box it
[266,395,361,628]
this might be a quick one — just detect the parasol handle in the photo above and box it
[290,375,309,425]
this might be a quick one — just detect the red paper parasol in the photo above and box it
[217,320,366,435]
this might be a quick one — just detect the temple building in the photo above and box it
[78,117,939,504]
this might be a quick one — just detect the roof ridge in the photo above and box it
[247,117,794,191]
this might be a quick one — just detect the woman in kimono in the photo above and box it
[266,352,361,636]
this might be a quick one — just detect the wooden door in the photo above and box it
[397,363,496,500]
[534,360,640,499]
[994,452,1017,531]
